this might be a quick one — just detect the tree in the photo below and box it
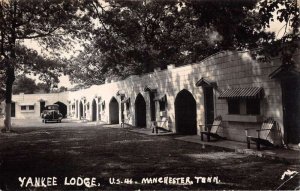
[74,0,220,79]
[69,0,275,86]
[69,0,298,87]
[36,82,51,93]
[0,57,5,102]
[67,48,106,87]
[0,0,88,131]
[257,0,299,65]
[12,75,38,94]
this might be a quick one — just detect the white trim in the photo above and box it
[19,103,35,106]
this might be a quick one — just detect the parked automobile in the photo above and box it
[41,104,63,123]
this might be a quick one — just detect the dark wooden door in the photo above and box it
[175,90,197,135]
[135,94,146,127]
[92,99,97,121]
[282,74,300,144]
[150,92,156,121]
[109,98,119,124]
[203,87,214,125]
[40,101,45,116]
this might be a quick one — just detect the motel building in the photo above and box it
[1,49,300,148]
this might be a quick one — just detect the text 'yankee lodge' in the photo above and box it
[18,177,99,188]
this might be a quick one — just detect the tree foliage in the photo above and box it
[257,0,299,65]
[12,74,67,94]
[67,0,299,87]
[12,75,38,94]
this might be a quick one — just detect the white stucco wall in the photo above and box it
[3,92,69,119]
[67,50,299,143]
[2,49,299,144]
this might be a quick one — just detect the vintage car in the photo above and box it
[41,104,63,123]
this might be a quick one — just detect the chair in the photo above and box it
[245,117,275,150]
[152,117,168,134]
[200,116,225,141]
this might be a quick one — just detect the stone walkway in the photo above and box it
[129,127,300,164]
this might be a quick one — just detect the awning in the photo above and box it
[19,103,35,106]
[144,85,157,92]
[154,94,166,101]
[218,87,264,99]
[121,97,130,103]
[195,77,216,87]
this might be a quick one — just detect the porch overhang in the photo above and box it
[195,77,217,87]
[218,87,264,99]
[144,85,157,93]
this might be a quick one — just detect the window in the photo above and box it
[228,100,240,114]
[246,99,260,115]
[20,105,35,112]
[221,87,263,116]
[227,99,260,115]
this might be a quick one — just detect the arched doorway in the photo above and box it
[79,101,84,119]
[135,93,146,128]
[92,99,97,121]
[54,101,67,118]
[109,97,119,124]
[175,89,197,135]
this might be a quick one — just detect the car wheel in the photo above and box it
[45,120,47,123]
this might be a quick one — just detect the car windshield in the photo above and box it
[46,105,59,110]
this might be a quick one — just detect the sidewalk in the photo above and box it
[128,126,175,136]
[128,127,300,164]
